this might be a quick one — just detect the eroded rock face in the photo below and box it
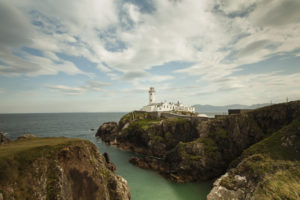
[207,115,300,200]
[0,138,131,200]
[96,122,119,144]
[96,101,300,184]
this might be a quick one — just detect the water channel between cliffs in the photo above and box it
[0,112,213,200]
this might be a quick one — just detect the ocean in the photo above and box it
[0,112,212,200]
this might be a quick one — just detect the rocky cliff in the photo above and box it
[207,115,300,200]
[0,136,131,200]
[96,101,300,198]
[97,101,300,182]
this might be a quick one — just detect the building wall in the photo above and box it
[228,109,251,115]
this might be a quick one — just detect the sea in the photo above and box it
[0,112,212,200]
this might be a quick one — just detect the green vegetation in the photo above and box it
[170,110,198,116]
[152,135,164,143]
[199,137,221,158]
[243,116,300,160]
[222,117,300,199]
[175,142,203,161]
[0,137,82,159]
[131,119,160,129]
[122,119,160,135]
[164,118,189,125]
[120,111,158,122]
[0,137,86,199]
[209,127,228,139]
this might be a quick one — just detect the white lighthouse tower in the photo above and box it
[149,87,155,104]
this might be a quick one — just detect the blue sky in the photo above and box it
[0,0,300,113]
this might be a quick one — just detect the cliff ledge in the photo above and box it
[0,136,131,200]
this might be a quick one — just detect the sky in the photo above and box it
[0,0,300,113]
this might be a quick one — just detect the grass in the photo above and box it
[164,118,190,125]
[0,137,82,159]
[0,137,85,183]
[131,119,160,129]
[0,137,88,199]
[120,111,157,122]
[242,116,300,161]
[222,116,300,199]
[175,137,221,161]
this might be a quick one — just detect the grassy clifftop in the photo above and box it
[0,137,131,200]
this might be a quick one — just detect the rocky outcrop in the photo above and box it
[0,137,131,200]
[96,122,119,145]
[207,116,300,199]
[0,132,10,144]
[96,101,300,184]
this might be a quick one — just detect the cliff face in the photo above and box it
[163,101,300,181]
[207,116,300,200]
[0,137,131,200]
[96,101,300,185]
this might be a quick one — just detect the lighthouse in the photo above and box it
[141,87,195,112]
[149,87,155,104]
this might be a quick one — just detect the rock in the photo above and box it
[129,157,151,169]
[96,101,300,185]
[0,132,10,144]
[207,115,300,200]
[104,152,117,172]
[0,137,130,200]
[96,122,119,144]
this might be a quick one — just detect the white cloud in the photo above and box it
[3,0,299,80]
[45,80,112,95]
[46,85,84,95]
[1,0,300,110]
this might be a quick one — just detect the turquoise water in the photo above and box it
[0,113,212,200]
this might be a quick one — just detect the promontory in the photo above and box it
[96,100,300,200]
[0,135,131,200]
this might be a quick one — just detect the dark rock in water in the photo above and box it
[104,152,117,172]
[0,132,10,144]
[104,152,111,163]
[0,137,130,200]
[96,122,119,145]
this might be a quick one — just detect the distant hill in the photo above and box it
[193,103,270,113]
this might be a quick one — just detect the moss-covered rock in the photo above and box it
[0,137,131,200]
[207,116,300,200]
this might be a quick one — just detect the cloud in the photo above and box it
[83,81,112,92]
[2,0,299,81]
[1,0,300,108]
[45,80,112,95]
[0,0,32,49]
[254,0,300,27]
[122,71,149,80]
[46,85,85,95]
[237,40,270,57]
[0,50,93,77]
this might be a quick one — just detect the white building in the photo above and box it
[141,87,195,113]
